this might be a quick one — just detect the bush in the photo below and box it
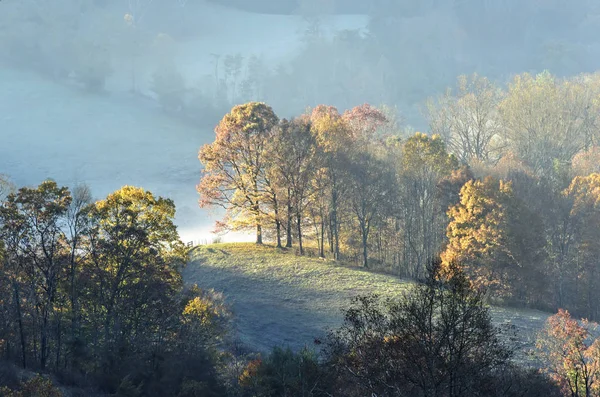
[239,347,327,397]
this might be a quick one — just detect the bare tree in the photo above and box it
[427,74,503,164]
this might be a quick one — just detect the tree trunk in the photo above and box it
[286,191,293,248]
[297,212,304,255]
[274,196,282,248]
[320,219,325,258]
[275,219,282,248]
[331,186,340,260]
[256,223,263,245]
[40,313,48,369]
[361,222,369,268]
[328,218,334,253]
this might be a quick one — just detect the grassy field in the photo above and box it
[184,243,550,363]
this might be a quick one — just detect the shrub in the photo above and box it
[238,347,327,397]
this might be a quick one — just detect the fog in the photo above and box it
[0,0,598,242]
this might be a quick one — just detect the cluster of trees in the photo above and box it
[0,180,229,395]
[432,72,600,316]
[0,179,597,396]
[198,101,405,269]
[200,71,600,320]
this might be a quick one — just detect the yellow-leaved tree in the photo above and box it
[442,176,546,302]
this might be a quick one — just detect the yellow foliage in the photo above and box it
[442,177,514,294]
[183,296,221,326]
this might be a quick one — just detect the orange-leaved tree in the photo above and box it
[198,102,279,244]
[536,309,600,397]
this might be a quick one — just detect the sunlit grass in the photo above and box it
[189,243,410,298]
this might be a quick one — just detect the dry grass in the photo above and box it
[184,243,549,364]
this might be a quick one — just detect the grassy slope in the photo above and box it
[184,243,550,363]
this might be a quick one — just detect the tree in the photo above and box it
[443,176,546,301]
[427,74,503,163]
[309,105,352,259]
[562,174,600,319]
[536,309,600,397]
[327,260,515,397]
[84,186,186,372]
[499,72,600,179]
[397,133,458,278]
[267,117,317,252]
[347,152,395,268]
[0,181,72,370]
[198,102,279,244]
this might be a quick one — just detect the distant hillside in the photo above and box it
[184,243,550,364]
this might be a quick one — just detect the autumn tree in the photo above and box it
[82,186,186,373]
[0,181,72,370]
[198,102,279,244]
[536,309,600,397]
[347,152,396,268]
[443,176,547,302]
[0,182,228,394]
[562,174,600,319]
[397,133,458,278]
[267,117,317,251]
[427,74,503,163]
[499,72,600,179]
[309,105,352,259]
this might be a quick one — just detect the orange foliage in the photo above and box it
[537,309,600,397]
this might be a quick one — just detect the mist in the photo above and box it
[0,0,597,242]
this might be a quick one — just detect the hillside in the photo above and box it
[184,243,550,363]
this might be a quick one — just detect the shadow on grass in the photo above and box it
[184,258,344,353]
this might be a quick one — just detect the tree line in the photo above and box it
[199,71,600,320]
[0,181,229,396]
